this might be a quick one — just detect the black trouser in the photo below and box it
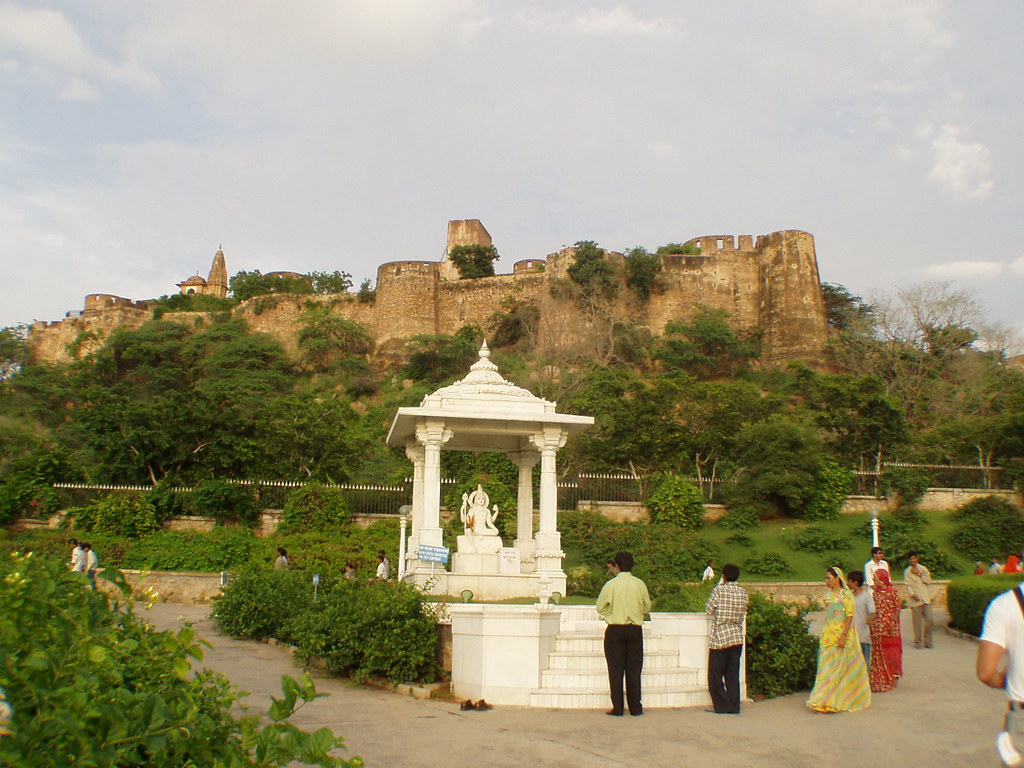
[708,644,743,713]
[604,624,644,715]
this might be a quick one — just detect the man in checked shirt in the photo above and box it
[705,563,749,714]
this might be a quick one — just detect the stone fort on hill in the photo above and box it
[27,220,828,366]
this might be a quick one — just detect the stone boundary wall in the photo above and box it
[100,569,950,610]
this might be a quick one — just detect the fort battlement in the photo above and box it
[27,224,828,367]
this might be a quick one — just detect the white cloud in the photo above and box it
[0,2,157,99]
[924,260,1004,279]
[514,5,681,37]
[1010,257,1024,277]
[917,123,993,200]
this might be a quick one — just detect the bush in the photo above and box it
[745,592,819,698]
[947,574,1024,636]
[716,507,760,530]
[726,533,754,547]
[287,580,439,683]
[567,565,608,598]
[879,466,931,507]
[72,491,160,539]
[0,551,355,767]
[188,479,258,524]
[951,495,1024,561]
[788,525,849,554]
[212,563,320,641]
[645,474,705,530]
[280,483,351,533]
[119,527,256,572]
[650,579,716,612]
[801,457,852,521]
[744,551,794,578]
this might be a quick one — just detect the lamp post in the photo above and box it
[398,507,409,581]
[870,508,880,549]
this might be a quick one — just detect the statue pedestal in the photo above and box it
[454,534,502,574]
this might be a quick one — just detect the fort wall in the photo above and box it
[27,228,829,367]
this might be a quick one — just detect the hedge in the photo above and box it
[947,574,1024,636]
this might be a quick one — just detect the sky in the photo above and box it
[2,0,1023,338]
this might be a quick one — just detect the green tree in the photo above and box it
[657,306,762,379]
[566,241,619,304]
[307,270,353,295]
[297,306,372,371]
[403,326,482,384]
[448,244,500,279]
[623,247,663,301]
[645,474,705,529]
[655,242,701,255]
[821,283,873,331]
[0,325,28,381]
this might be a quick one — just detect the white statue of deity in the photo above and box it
[460,484,501,537]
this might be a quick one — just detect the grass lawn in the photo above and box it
[564,508,970,582]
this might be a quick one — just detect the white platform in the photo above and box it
[449,604,744,709]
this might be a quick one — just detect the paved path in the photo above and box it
[145,603,1005,768]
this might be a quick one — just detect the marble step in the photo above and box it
[529,685,710,710]
[547,649,682,670]
[553,633,667,654]
[540,666,698,689]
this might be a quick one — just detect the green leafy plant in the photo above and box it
[448,244,500,279]
[951,495,1024,561]
[645,474,705,530]
[788,525,849,554]
[189,479,258,525]
[947,574,1024,636]
[280,484,351,533]
[650,579,716,611]
[0,551,358,767]
[745,592,819,698]
[73,491,160,539]
[744,551,794,578]
[801,457,852,521]
[879,466,931,507]
[213,563,320,641]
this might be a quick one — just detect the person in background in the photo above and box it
[704,563,748,714]
[70,539,85,572]
[904,552,934,649]
[343,562,357,580]
[869,569,903,692]
[82,543,99,590]
[977,581,1024,766]
[274,547,289,569]
[375,552,390,580]
[864,547,889,592]
[807,567,871,713]
[848,570,875,666]
[1006,555,1021,575]
[596,551,651,717]
[991,557,1005,574]
[702,559,716,582]
[974,561,987,575]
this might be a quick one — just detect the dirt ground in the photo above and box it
[145,602,1006,768]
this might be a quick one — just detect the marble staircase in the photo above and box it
[528,606,710,709]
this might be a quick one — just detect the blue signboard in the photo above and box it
[418,545,450,564]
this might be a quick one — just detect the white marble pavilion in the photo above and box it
[386,342,593,600]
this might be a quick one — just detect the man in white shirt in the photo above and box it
[864,547,889,593]
[977,584,1024,765]
[904,551,934,649]
[70,539,86,572]
[702,560,715,582]
[848,569,876,666]
[375,552,390,580]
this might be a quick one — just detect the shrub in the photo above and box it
[212,563,319,641]
[717,507,760,530]
[72,491,160,539]
[188,479,258,524]
[286,580,439,683]
[280,483,351,533]
[745,592,819,698]
[788,525,849,554]
[567,565,608,598]
[0,551,355,767]
[650,579,716,612]
[801,457,852,521]
[726,533,754,547]
[947,574,1024,636]
[119,527,256,572]
[879,466,931,507]
[951,495,1024,561]
[645,474,705,530]
[744,551,794,578]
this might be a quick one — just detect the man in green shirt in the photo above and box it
[596,551,651,716]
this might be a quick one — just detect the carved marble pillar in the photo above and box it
[404,442,425,573]
[415,421,452,552]
[509,450,540,570]
[530,428,567,575]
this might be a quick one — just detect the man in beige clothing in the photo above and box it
[904,551,934,648]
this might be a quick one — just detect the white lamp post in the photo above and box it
[870,508,880,549]
[398,506,409,581]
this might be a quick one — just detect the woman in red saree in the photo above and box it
[869,569,903,692]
